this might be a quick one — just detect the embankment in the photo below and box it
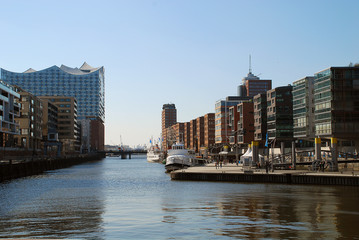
[0,153,105,182]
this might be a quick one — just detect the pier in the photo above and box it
[170,163,359,186]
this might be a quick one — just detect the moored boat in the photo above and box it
[147,144,164,163]
[165,143,195,172]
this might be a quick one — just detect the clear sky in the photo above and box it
[0,0,358,147]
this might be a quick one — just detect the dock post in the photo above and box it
[252,141,259,166]
[281,142,285,163]
[331,137,338,171]
[292,141,296,170]
[315,138,322,161]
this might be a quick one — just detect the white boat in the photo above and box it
[147,144,164,163]
[165,143,195,172]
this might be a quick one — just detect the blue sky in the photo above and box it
[1,0,358,147]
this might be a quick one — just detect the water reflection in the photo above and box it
[161,184,359,239]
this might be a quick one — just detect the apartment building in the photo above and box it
[15,88,43,151]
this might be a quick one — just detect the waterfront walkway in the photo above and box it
[171,163,359,186]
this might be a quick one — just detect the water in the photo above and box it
[1,155,359,239]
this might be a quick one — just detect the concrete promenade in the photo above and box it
[170,163,359,186]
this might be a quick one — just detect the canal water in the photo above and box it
[1,155,359,239]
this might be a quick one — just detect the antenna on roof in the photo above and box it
[249,54,252,74]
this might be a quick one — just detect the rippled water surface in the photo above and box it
[1,156,359,239]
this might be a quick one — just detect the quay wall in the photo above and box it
[0,153,105,182]
[171,172,359,186]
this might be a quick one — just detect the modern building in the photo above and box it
[15,88,43,151]
[253,93,267,145]
[204,113,215,149]
[0,63,105,151]
[161,103,177,150]
[39,96,80,153]
[314,66,359,151]
[266,86,293,144]
[0,80,20,148]
[292,77,315,145]
[236,101,254,146]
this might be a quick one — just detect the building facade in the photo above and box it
[204,113,215,149]
[266,86,293,144]
[0,62,105,151]
[215,96,251,144]
[196,116,204,151]
[161,103,177,150]
[314,66,359,150]
[15,88,43,151]
[238,71,272,97]
[39,96,80,153]
[190,119,197,151]
[0,80,20,148]
[183,122,191,149]
[292,77,315,142]
[236,101,254,146]
[253,93,267,144]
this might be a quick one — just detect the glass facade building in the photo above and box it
[292,76,315,139]
[314,67,359,140]
[0,62,105,122]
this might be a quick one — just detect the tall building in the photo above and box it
[238,70,272,97]
[267,86,293,144]
[0,80,20,148]
[314,66,359,151]
[15,88,43,151]
[0,63,105,151]
[161,103,177,150]
[292,77,315,143]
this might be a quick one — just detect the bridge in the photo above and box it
[101,150,147,159]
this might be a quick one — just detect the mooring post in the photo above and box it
[281,142,285,163]
[315,138,321,161]
[331,137,338,171]
[292,141,296,170]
